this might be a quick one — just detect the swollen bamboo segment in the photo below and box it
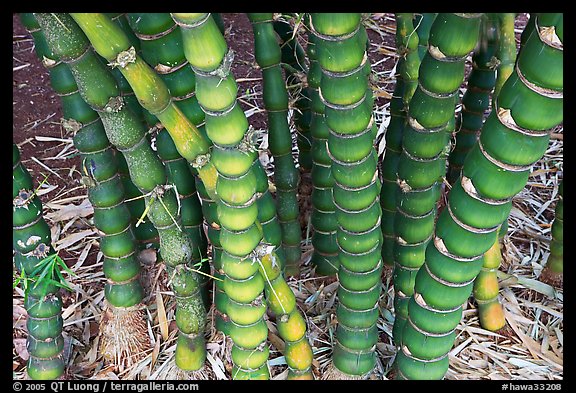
[310,13,383,378]
[248,13,302,277]
[392,13,482,350]
[68,12,218,200]
[20,13,150,369]
[306,20,339,276]
[398,13,563,380]
[13,144,65,380]
[126,12,211,308]
[35,13,209,373]
[380,13,420,270]
[273,16,313,173]
[172,12,313,380]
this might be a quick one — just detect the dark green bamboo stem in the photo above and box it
[310,13,383,378]
[392,13,482,349]
[398,13,563,380]
[447,14,499,185]
[381,14,430,272]
[36,13,208,372]
[126,12,211,309]
[248,13,302,277]
[540,180,563,287]
[306,17,339,276]
[171,12,313,380]
[13,143,65,380]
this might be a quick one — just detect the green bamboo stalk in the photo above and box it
[447,14,499,184]
[13,143,66,380]
[540,180,563,287]
[171,12,313,380]
[468,13,517,333]
[36,13,208,373]
[273,14,312,172]
[20,13,151,369]
[392,13,482,349]
[494,13,518,98]
[397,13,563,379]
[248,13,302,277]
[413,13,437,61]
[306,16,339,276]
[310,13,383,379]
[126,12,211,309]
[380,14,418,269]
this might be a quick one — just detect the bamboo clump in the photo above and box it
[13,12,562,381]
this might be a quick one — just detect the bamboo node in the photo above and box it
[80,176,96,188]
[487,55,501,71]
[428,45,447,60]
[61,118,82,134]
[13,189,33,208]
[397,179,412,193]
[104,96,124,113]
[538,25,563,49]
[191,153,211,169]
[17,235,42,250]
[41,55,58,68]
[238,126,263,154]
[108,46,137,69]
[24,242,51,259]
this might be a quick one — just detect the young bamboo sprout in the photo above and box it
[397,13,563,379]
[13,143,66,380]
[540,180,563,287]
[310,13,383,379]
[391,13,482,349]
[35,13,209,375]
[20,13,151,369]
[172,12,313,380]
[248,13,302,277]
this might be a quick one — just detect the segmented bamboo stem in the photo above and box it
[392,13,482,349]
[13,143,65,380]
[447,14,499,184]
[37,13,208,372]
[172,12,313,379]
[273,15,313,172]
[249,13,302,277]
[310,13,383,378]
[306,16,339,276]
[21,13,151,369]
[398,13,563,380]
[540,180,563,287]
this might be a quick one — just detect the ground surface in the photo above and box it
[13,13,563,381]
